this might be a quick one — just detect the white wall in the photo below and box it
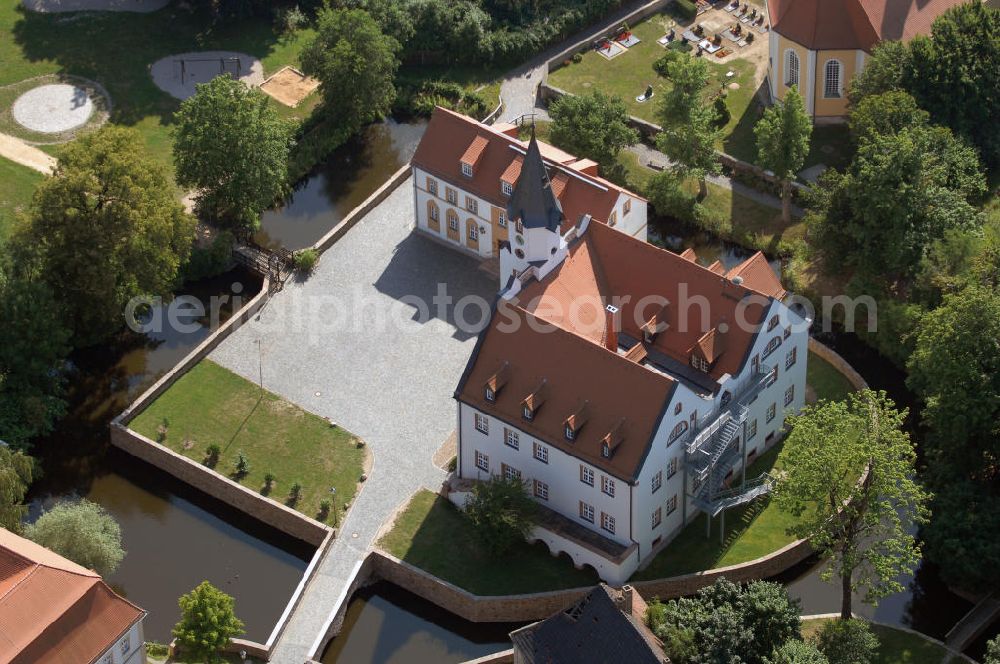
[611,192,648,242]
[458,402,633,548]
[97,619,145,664]
[412,166,498,258]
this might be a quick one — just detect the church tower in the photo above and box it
[499,131,566,285]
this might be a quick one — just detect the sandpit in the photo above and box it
[13,84,95,134]
[151,51,264,101]
[22,0,169,12]
[260,66,320,107]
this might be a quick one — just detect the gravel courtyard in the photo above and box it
[210,177,496,661]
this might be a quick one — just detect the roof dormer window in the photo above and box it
[485,386,495,402]
[462,162,473,178]
[502,180,513,196]
[691,355,710,372]
[563,401,589,442]
[601,442,610,458]
[565,424,575,441]
[523,405,534,421]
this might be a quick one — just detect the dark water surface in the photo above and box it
[28,269,312,642]
[255,119,427,251]
[321,582,522,664]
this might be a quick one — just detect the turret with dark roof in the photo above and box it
[507,131,564,232]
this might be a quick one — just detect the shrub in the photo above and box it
[464,475,538,554]
[654,51,681,77]
[204,443,221,466]
[674,0,698,20]
[815,619,879,664]
[264,472,276,488]
[172,581,244,662]
[318,499,331,519]
[668,39,693,53]
[275,5,308,34]
[289,481,303,504]
[769,639,829,664]
[234,451,250,478]
[572,52,583,63]
[294,248,319,273]
[714,95,731,128]
[145,642,169,658]
[183,231,234,282]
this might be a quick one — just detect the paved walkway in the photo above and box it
[210,179,496,662]
[0,133,55,174]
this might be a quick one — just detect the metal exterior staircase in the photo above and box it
[685,367,774,517]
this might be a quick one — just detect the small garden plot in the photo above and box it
[0,75,110,144]
[260,66,319,108]
[595,38,627,59]
[151,51,264,101]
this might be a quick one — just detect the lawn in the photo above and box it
[378,489,599,595]
[547,12,759,155]
[632,350,858,580]
[802,619,957,664]
[0,156,41,243]
[0,2,316,174]
[131,360,365,523]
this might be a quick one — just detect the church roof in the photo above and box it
[767,0,965,51]
[507,132,564,232]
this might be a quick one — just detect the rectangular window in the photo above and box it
[785,385,795,406]
[462,162,473,177]
[666,457,678,479]
[767,403,777,423]
[749,418,758,440]
[522,405,534,421]
[652,507,662,528]
[691,355,710,372]
[651,470,662,493]
[427,177,438,195]
[469,224,479,240]
[580,465,594,486]
[449,215,459,231]
[121,637,130,654]
[475,450,489,472]
[485,386,495,402]
[624,198,632,216]
[601,512,616,534]
[768,315,780,331]
[502,463,521,481]
[601,475,615,497]
[474,413,489,434]
[580,501,595,523]
[666,494,678,515]
[498,210,506,227]
[564,424,576,441]
[784,327,791,339]
[533,442,549,464]
[466,196,478,214]
[533,479,549,500]
[446,188,457,204]
[785,346,797,369]
[502,180,513,196]
[504,428,519,450]
[430,205,439,221]
[767,366,779,387]
[824,60,842,98]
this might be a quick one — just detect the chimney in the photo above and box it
[620,585,634,616]
[604,304,619,352]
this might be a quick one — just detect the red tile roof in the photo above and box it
[457,222,786,481]
[0,529,144,664]
[767,0,964,51]
[412,108,644,231]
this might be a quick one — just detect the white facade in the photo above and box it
[456,298,810,584]
[96,620,145,664]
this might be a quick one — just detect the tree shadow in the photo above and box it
[722,79,768,162]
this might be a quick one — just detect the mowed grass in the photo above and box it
[632,350,858,580]
[0,2,316,174]
[801,619,957,664]
[131,360,365,522]
[547,13,759,154]
[378,490,599,595]
[0,157,41,243]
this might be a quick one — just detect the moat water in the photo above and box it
[24,118,995,658]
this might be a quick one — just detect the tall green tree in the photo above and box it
[173,76,293,233]
[847,40,910,104]
[906,285,1000,590]
[655,55,720,198]
[25,499,125,576]
[848,90,928,146]
[774,390,929,620]
[301,8,401,137]
[0,274,69,447]
[0,447,33,532]
[904,2,1000,169]
[754,86,811,223]
[549,91,639,172]
[807,124,985,281]
[464,475,537,555]
[172,581,244,663]
[12,126,195,345]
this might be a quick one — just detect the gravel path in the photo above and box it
[0,133,56,174]
[210,179,496,662]
[22,0,169,12]
[12,84,94,134]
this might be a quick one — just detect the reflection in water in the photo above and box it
[649,220,782,276]
[322,582,521,664]
[28,269,312,642]
[256,119,427,251]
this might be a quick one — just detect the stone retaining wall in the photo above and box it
[311,163,412,254]
[461,650,515,664]
[808,337,869,390]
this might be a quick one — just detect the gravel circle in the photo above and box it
[12,84,95,134]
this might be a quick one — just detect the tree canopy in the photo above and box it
[754,85,811,223]
[25,499,125,576]
[0,447,34,532]
[549,91,639,172]
[774,390,929,619]
[173,76,293,233]
[848,90,928,146]
[301,8,401,138]
[655,54,720,197]
[464,475,538,555]
[11,126,195,346]
[173,581,244,663]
